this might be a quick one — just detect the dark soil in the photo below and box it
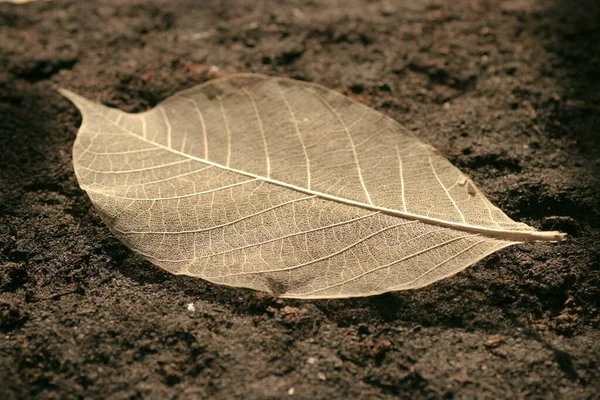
[1,0,599,398]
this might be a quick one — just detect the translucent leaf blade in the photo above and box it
[61,74,564,298]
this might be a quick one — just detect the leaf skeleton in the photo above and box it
[60,73,565,299]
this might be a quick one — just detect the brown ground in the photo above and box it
[1,0,599,399]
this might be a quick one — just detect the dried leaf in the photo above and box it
[60,74,565,298]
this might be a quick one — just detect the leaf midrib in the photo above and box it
[74,92,562,243]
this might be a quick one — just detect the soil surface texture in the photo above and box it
[1,0,599,399]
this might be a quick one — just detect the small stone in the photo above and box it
[381,0,396,16]
[186,303,196,312]
[485,334,506,348]
[208,65,220,77]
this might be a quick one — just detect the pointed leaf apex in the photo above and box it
[58,88,95,111]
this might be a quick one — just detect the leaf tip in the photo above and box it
[58,88,93,111]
